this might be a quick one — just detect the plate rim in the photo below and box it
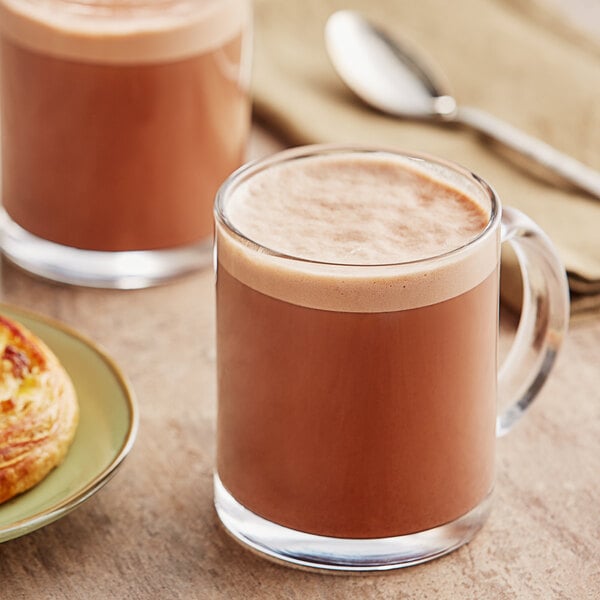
[0,302,139,542]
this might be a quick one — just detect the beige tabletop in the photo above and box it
[0,125,598,599]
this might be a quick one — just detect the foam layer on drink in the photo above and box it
[0,0,247,63]
[217,151,500,313]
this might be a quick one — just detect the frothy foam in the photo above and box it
[217,151,500,312]
[0,0,248,63]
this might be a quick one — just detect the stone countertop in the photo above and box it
[0,125,598,599]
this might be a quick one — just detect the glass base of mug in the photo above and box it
[0,209,212,289]
[214,475,493,572]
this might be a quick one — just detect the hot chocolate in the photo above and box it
[215,152,500,538]
[0,0,251,251]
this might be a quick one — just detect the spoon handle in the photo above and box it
[456,106,600,199]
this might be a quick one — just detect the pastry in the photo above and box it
[0,314,78,504]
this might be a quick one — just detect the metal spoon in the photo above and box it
[325,10,600,199]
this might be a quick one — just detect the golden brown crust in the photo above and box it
[0,314,78,504]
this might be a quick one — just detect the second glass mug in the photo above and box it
[213,145,569,571]
[0,0,252,288]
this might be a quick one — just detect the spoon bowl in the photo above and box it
[325,10,456,119]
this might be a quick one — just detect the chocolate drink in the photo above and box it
[0,0,250,251]
[216,153,500,539]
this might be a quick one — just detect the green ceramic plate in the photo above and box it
[0,304,138,542]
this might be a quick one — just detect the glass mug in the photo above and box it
[213,145,569,571]
[0,0,251,288]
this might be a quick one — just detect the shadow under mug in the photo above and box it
[213,145,570,572]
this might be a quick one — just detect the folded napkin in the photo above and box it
[251,0,600,316]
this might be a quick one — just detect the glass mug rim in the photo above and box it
[214,143,501,270]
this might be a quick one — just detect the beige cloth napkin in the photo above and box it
[251,0,600,316]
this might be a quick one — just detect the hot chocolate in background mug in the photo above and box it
[0,0,252,288]
[213,145,569,571]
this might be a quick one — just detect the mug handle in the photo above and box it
[496,207,570,437]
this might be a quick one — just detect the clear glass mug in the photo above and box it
[213,145,569,571]
[0,0,252,288]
